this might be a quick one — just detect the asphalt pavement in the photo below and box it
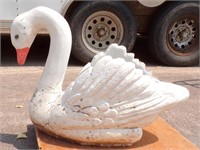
[1,35,200,149]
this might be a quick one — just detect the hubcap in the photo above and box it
[82,11,124,53]
[168,17,198,55]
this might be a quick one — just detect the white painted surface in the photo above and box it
[0,0,71,32]
[138,0,165,7]
[0,0,17,20]
[17,0,67,15]
[10,7,189,146]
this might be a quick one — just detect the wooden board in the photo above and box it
[36,117,199,150]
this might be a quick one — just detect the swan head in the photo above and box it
[11,13,36,65]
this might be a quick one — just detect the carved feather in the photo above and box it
[61,44,189,129]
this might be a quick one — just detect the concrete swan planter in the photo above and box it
[10,6,189,147]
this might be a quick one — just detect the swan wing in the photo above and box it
[61,44,189,129]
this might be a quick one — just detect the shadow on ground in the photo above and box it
[0,125,38,150]
[1,34,159,66]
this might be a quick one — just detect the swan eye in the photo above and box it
[15,35,19,40]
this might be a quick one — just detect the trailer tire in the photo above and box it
[148,2,199,66]
[69,1,136,64]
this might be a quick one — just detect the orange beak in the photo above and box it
[16,47,30,65]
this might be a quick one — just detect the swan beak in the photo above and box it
[16,47,30,65]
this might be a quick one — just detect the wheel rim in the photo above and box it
[82,11,124,53]
[168,16,199,56]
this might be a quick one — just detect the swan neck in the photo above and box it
[31,9,72,91]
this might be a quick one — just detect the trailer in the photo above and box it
[0,0,199,66]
